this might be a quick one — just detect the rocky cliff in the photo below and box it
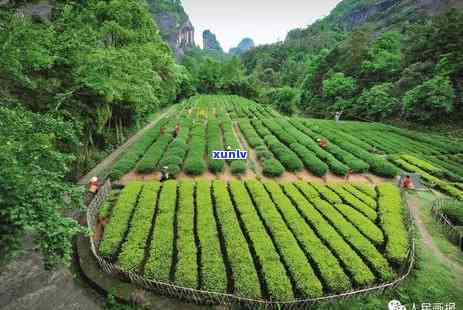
[202,30,223,52]
[229,38,255,56]
[146,0,195,60]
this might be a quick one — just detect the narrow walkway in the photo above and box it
[78,106,174,185]
[407,195,463,278]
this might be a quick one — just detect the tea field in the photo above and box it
[98,180,409,301]
[107,95,463,201]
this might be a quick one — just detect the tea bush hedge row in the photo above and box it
[263,135,303,172]
[184,123,207,175]
[118,183,160,272]
[207,119,225,173]
[144,181,177,281]
[157,118,192,176]
[286,119,349,175]
[327,185,377,221]
[137,120,177,173]
[343,184,377,209]
[109,119,168,179]
[377,183,409,265]
[195,181,227,292]
[309,127,398,177]
[175,181,198,288]
[353,184,378,198]
[310,183,343,205]
[293,182,320,200]
[99,182,143,258]
[212,181,261,298]
[229,181,293,300]
[245,180,323,298]
[281,183,375,286]
[332,204,384,246]
[264,181,351,293]
[223,119,247,175]
[310,198,393,281]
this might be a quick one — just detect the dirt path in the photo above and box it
[77,106,174,185]
[407,195,463,277]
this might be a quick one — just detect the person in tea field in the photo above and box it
[160,166,170,182]
[345,169,353,181]
[86,176,99,204]
[401,175,415,189]
[318,138,328,148]
[173,124,180,138]
[160,127,165,135]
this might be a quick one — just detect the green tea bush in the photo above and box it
[184,123,206,175]
[207,119,225,173]
[310,197,393,281]
[109,119,168,179]
[353,184,378,198]
[282,183,375,286]
[230,160,247,174]
[333,204,384,246]
[343,184,377,209]
[195,181,227,292]
[99,182,143,258]
[264,135,303,172]
[175,181,198,288]
[327,185,377,221]
[377,183,409,266]
[264,181,351,293]
[229,181,294,300]
[212,181,261,298]
[118,183,160,271]
[310,183,343,205]
[144,181,177,281]
[262,159,285,177]
[245,180,323,298]
[290,143,328,176]
[137,126,175,173]
[441,203,463,226]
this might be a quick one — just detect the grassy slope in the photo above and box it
[314,191,463,310]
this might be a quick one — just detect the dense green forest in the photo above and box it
[188,9,463,123]
[0,0,193,267]
[1,0,462,270]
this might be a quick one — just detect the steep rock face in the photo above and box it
[229,38,255,56]
[146,0,195,60]
[202,30,223,52]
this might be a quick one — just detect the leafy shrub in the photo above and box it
[282,183,375,286]
[290,143,328,176]
[118,183,160,271]
[175,181,198,288]
[343,184,377,209]
[195,181,227,292]
[207,119,225,173]
[441,203,463,226]
[264,135,303,172]
[229,181,294,300]
[246,180,323,297]
[262,159,285,177]
[99,182,143,258]
[184,123,206,176]
[109,119,168,179]
[377,183,409,266]
[212,181,261,298]
[327,185,377,221]
[230,160,247,174]
[310,197,393,281]
[264,181,351,293]
[144,181,177,281]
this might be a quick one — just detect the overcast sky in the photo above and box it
[182,0,343,52]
